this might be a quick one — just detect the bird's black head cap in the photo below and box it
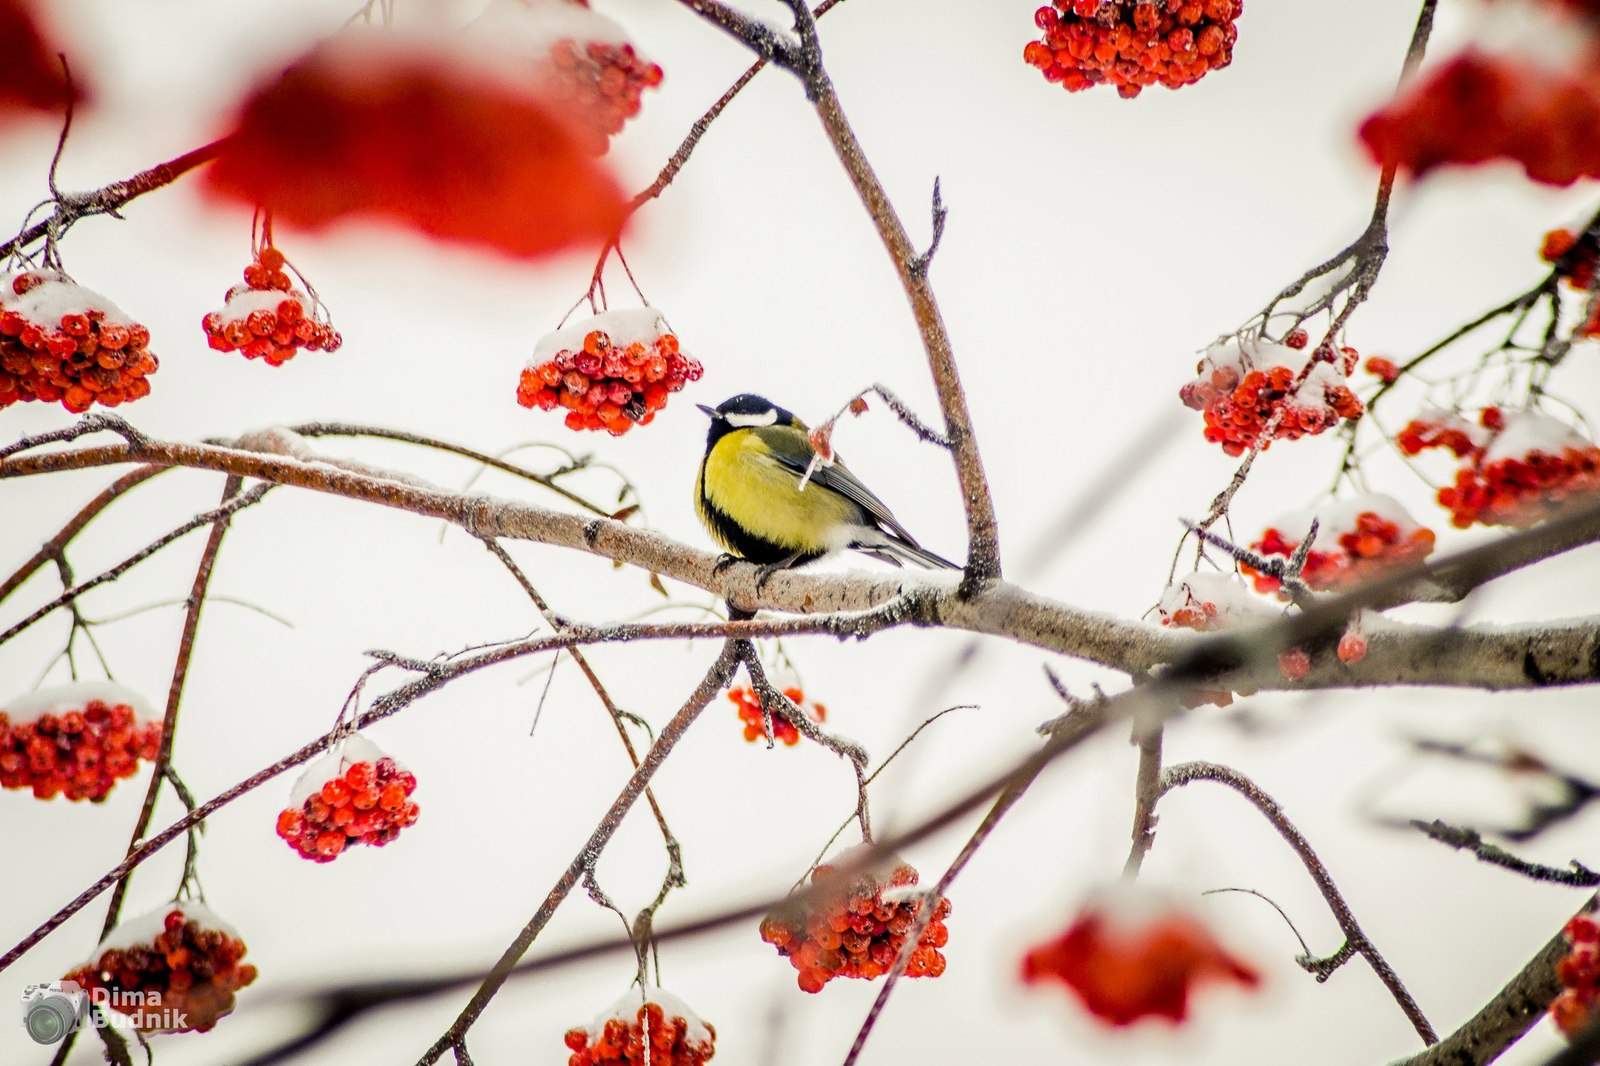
[698,393,798,445]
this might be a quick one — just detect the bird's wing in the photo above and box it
[755,425,924,546]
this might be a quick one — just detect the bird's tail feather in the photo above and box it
[852,530,960,570]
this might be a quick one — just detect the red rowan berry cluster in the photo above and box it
[1180,337,1364,456]
[1364,355,1400,383]
[1024,0,1241,99]
[1540,228,1600,336]
[1337,629,1369,665]
[1021,891,1260,1026]
[473,0,662,155]
[202,246,339,365]
[1553,910,1600,1039]
[1241,495,1437,595]
[0,684,161,802]
[276,734,418,862]
[64,903,258,1033]
[760,853,951,993]
[563,989,716,1066]
[1541,228,1598,289]
[0,271,157,412]
[1360,51,1600,186]
[1404,409,1600,527]
[517,309,702,434]
[728,684,826,746]
[1396,410,1487,459]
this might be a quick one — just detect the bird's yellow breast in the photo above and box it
[696,430,859,554]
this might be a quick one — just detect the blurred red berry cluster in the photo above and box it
[1402,408,1600,527]
[1024,0,1241,98]
[1180,337,1363,456]
[0,0,84,123]
[1361,49,1600,186]
[1363,355,1401,383]
[564,994,716,1066]
[206,32,626,260]
[1540,228,1600,335]
[1242,498,1436,595]
[0,271,157,412]
[65,905,258,1033]
[0,688,161,802]
[202,246,340,365]
[517,311,702,434]
[728,685,826,746]
[1553,911,1600,1039]
[761,856,950,993]
[1022,896,1259,1026]
[276,739,419,862]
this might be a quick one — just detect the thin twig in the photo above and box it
[1412,819,1600,886]
[0,483,272,649]
[414,641,740,1065]
[1159,760,1437,1044]
[101,477,246,934]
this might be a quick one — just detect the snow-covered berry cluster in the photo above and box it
[1021,889,1260,1026]
[0,271,157,412]
[473,0,662,155]
[1402,408,1600,528]
[1180,337,1363,456]
[276,734,418,862]
[563,988,716,1066]
[0,683,162,802]
[1024,0,1241,98]
[1553,910,1600,1039]
[517,308,702,434]
[1156,572,1273,632]
[1241,494,1437,595]
[202,246,340,365]
[64,903,258,1033]
[1396,409,1486,459]
[728,684,826,746]
[1361,51,1600,186]
[760,852,951,994]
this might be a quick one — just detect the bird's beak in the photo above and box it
[695,404,716,418]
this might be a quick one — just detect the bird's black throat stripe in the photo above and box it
[698,493,826,567]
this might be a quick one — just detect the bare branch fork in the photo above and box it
[675,0,1002,586]
[1158,761,1438,1045]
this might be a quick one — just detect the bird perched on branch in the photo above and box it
[694,393,958,583]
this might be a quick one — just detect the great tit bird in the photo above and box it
[694,393,959,577]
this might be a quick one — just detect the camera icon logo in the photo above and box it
[20,980,88,1044]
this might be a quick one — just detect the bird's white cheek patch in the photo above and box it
[723,409,779,428]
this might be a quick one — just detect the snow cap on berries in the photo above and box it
[518,307,702,434]
[1156,572,1275,631]
[69,900,258,1033]
[0,681,163,801]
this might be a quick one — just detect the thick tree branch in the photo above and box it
[5,427,1600,692]
[1394,901,1590,1066]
